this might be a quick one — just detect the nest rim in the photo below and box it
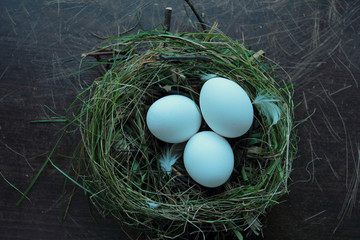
[78,30,296,239]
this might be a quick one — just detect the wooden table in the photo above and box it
[1,1,359,239]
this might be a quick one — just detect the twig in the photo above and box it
[81,51,113,58]
[164,7,172,32]
[183,0,207,31]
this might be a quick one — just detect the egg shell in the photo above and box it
[184,131,234,188]
[199,77,254,138]
[146,95,202,143]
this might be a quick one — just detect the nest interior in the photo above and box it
[78,30,296,239]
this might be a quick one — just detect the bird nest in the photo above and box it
[78,30,296,239]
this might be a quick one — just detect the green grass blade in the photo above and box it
[1,171,30,202]
[16,130,66,206]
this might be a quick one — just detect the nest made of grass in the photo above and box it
[77,30,296,239]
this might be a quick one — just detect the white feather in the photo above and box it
[253,93,282,125]
[159,144,181,175]
[200,73,218,81]
[146,200,160,209]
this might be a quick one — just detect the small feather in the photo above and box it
[159,144,181,175]
[146,200,160,209]
[200,73,218,81]
[253,93,281,125]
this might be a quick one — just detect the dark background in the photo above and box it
[0,0,359,239]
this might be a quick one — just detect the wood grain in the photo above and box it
[1,0,359,239]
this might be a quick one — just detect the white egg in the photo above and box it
[184,131,234,188]
[146,95,202,143]
[200,77,254,138]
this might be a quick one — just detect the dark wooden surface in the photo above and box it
[1,1,359,239]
